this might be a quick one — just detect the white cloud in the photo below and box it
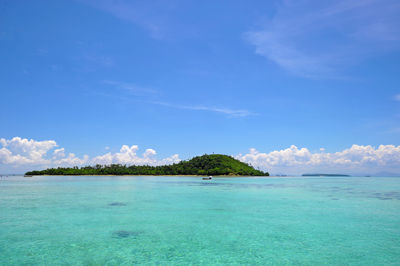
[90,145,179,166]
[2,137,399,175]
[0,137,181,171]
[394,94,400,101]
[53,153,89,166]
[53,148,65,159]
[246,0,400,78]
[143,148,156,158]
[236,144,400,175]
[0,137,57,165]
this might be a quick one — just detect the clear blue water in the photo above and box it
[1,176,399,265]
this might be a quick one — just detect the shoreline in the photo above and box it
[26,174,271,177]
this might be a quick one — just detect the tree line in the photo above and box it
[26,154,269,176]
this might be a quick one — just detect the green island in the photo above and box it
[25,154,269,176]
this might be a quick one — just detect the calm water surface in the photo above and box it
[1,176,399,265]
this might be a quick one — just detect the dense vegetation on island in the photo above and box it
[25,154,269,176]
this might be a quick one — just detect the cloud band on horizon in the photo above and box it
[1,137,400,175]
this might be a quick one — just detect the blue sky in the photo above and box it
[1,0,400,174]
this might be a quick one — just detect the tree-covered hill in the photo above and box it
[25,154,269,176]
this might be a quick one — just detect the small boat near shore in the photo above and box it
[202,176,212,180]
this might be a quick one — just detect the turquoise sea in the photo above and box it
[1,176,399,265]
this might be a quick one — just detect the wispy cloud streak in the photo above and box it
[103,80,159,96]
[95,80,255,118]
[78,0,177,39]
[246,0,400,78]
[152,101,255,117]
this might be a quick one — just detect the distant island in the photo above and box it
[25,154,269,176]
[302,174,350,177]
